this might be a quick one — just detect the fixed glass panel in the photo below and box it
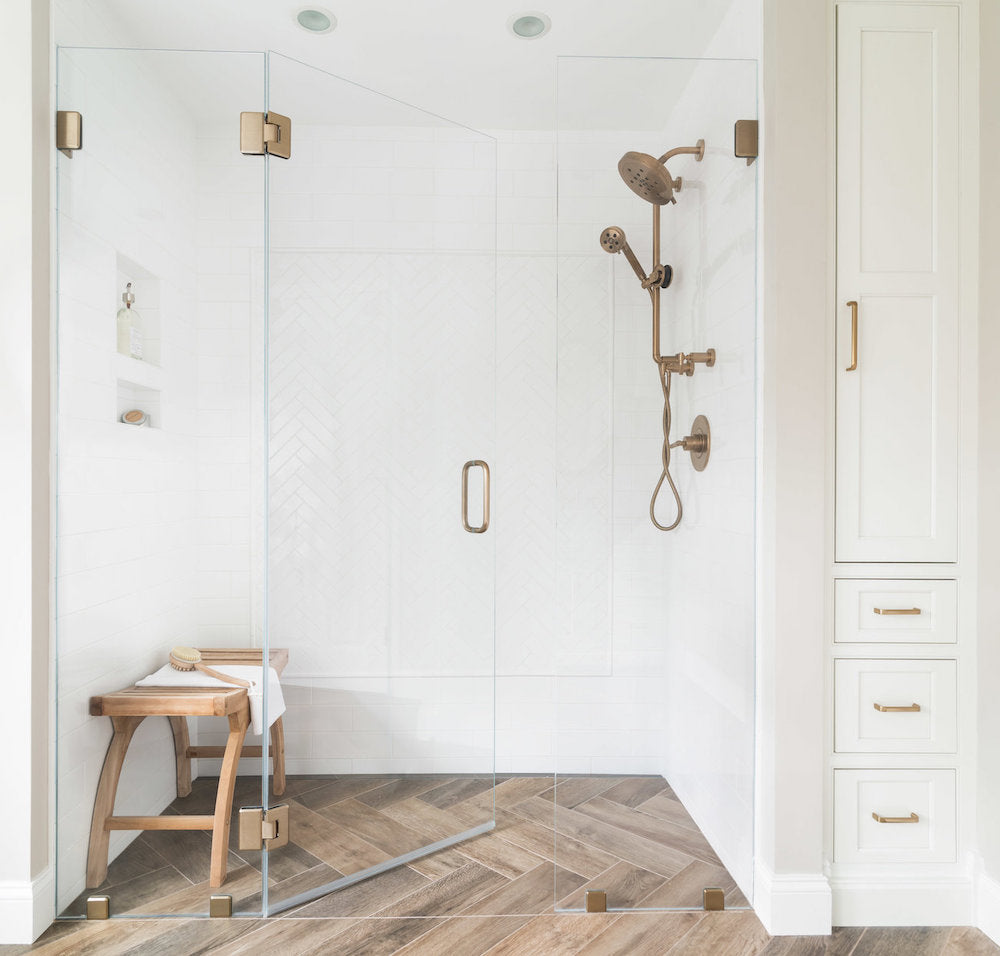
[261,53,497,916]
[54,48,267,918]
[553,55,758,912]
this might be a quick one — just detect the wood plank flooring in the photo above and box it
[10,774,996,955]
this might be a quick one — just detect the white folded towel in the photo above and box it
[136,664,285,736]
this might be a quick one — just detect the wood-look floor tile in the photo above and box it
[539,777,626,809]
[639,859,744,909]
[636,790,702,832]
[407,846,474,880]
[382,796,471,840]
[942,926,1000,955]
[481,913,621,955]
[63,866,192,918]
[95,835,171,889]
[454,776,554,814]
[855,926,953,956]
[354,776,448,809]
[460,862,587,916]
[665,910,770,956]
[557,860,667,911]
[286,801,390,874]
[575,796,722,866]
[298,917,444,956]
[511,797,695,879]
[317,798,437,856]
[239,862,342,914]
[598,776,670,808]
[287,863,429,918]
[375,862,509,918]
[23,918,261,956]
[116,917,270,956]
[137,829,245,885]
[238,837,327,883]
[756,926,865,956]
[454,829,548,880]
[140,863,264,916]
[419,777,496,810]
[495,818,621,879]
[206,917,360,956]
[393,914,534,955]
[576,910,704,955]
[294,775,398,811]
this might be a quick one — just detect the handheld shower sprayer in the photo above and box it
[599,226,673,290]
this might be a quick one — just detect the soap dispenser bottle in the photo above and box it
[116,282,143,359]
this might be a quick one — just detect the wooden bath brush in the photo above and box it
[169,646,252,687]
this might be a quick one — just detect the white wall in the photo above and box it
[0,0,53,944]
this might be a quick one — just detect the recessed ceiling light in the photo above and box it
[508,12,551,39]
[295,7,336,34]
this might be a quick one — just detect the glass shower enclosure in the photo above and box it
[54,47,496,919]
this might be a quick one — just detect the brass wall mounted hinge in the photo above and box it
[86,895,110,920]
[56,111,82,157]
[240,111,292,159]
[703,887,725,911]
[734,119,758,165]
[238,804,290,850]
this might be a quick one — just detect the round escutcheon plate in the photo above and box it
[689,414,711,472]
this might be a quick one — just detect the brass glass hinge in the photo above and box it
[734,119,758,165]
[238,804,290,850]
[240,111,291,159]
[56,111,82,157]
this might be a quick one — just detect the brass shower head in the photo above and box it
[617,140,706,206]
[599,226,647,284]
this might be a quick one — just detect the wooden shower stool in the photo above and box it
[86,648,288,889]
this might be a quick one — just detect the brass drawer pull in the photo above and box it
[872,812,919,824]
[846,300,858,371]
[873,607,922,616]
[873,702,921,713]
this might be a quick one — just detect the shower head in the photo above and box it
[617,140,706,206]
[618,152,677,206]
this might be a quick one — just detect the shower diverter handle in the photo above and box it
[660,349,716,376]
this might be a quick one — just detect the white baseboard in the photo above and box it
[831,875,972,927]
[0,868,54,945]
[974,860,1000,946]
[753,863,832,935]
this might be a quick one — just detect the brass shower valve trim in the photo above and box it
[660,348,716,376]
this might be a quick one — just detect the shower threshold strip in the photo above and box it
[263,820,496,916]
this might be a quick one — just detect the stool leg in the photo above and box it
[168,716,192,798]
[270,717,286,796]
[210,707,249,887]
[87,715,145,888]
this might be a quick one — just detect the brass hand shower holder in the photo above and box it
[600,140,716,531]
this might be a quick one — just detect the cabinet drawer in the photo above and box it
[834,659,956,753]
[834,769,956,863]
[835,579,957,644]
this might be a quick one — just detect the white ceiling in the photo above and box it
[60,0,759,129]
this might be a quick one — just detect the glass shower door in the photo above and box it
[261,53,497,916]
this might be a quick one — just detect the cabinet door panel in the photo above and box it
[836,3,959,562]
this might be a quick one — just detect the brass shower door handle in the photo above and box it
[846,300,858,371]
[462,460,490,533]
[873,702,921,713]
[873,607,922,616]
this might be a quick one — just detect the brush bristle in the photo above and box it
[169,645,201,670]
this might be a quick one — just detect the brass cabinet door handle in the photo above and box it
[873,607,922,616]
[462,460,490,533]
[873,702,921,713]
[872,812,919,824]
[846,300,858,371]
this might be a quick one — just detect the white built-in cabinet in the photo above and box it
[835,2,959,564]
[832,2,966,925]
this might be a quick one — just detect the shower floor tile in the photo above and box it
[33,775,1000,955]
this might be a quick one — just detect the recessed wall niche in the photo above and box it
[115,252,161,367]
